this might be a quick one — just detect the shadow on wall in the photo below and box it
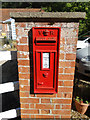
[0,59,18,84]
[0,51,21,119]
[28,29,34,94]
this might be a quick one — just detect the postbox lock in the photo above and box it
[43,30,49,36]
[43,72,48,78]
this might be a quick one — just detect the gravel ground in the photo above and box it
[71,109,90,119]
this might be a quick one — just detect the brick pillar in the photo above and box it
[11,12,86,119]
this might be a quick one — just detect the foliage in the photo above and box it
[2,2,32,8]
[40,2,90,36]
[76,96,89,104]
[2,2,90,36]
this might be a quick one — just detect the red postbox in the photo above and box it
[32,27,60,93]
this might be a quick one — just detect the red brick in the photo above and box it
[55,115,61,118]
[19,80,28,85]
[52,99,72,104]
[66,37,77,45]
[20,23,26,27]
[21,103,29,109]
[30,115,35,118]
[41,99,50,103]
[20,91,29,97]
[59,87,73,92]
[52,110,71,115]
[58,68,63,73]
[21,98,39,103]
[73,29,78,37]
[19,74,30,79]
[60,37,65,44]
[62,92,72,98]
[36,94,56,97]
[64,45,76,53]
[21,109,39,114]
[61,115,71,118]
[17,52,29,59]
[58,75,74,80]
[30,94,35,97]
[55,105,61,109]
[57,93,62,97]
[59,53,64,60]
[20,37,27,43]
[20,85,30,91]
[21,114,29,118]
[30,104,34,108]
[16,29,18,35]
[60,45,64,52]
[64,68,75,74]
[41,110,50,114]
[66,53,76,60]
[58,81,64,86]
[72,45,77,53]
[35,22,49,25]
[36,104,54,109]
[70,61,75,67]
[62,105,71,109]
[18,67,30,73]
[18,60,30,66]
[64,81,73,86]
[35,115,54,118]
[17,45,29,52]
[59,61,75,67]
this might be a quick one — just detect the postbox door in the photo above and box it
[35,51,57,91]
[32,27,61,93]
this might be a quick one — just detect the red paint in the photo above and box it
[32,27,61,93]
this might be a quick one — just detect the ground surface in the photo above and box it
[71,109,89,119]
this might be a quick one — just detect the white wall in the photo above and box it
[0,51,17,61]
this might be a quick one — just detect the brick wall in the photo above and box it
[16,22,79,119]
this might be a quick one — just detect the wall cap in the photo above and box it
[10,12,86,20]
